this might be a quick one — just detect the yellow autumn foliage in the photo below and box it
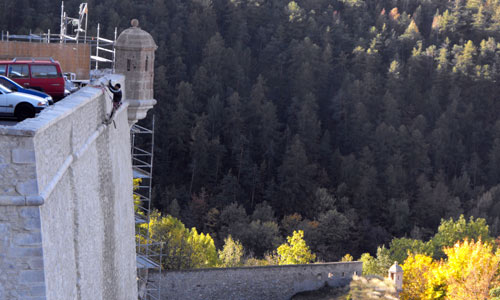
[425,261,448,300]
[277,230,316,265]
[444,240,499,300]
[401,239,500,300]
[133,178,142,214]
[400,254,434,300]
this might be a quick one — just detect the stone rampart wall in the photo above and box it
[0,206,45,299]
[0,41,91,79]
[0,75,137,300]
[153,261,362,300]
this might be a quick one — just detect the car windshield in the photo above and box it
[0,77,21,88]
[0,84,12,94]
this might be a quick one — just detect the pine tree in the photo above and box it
[277,136,316,216]
[189,115,210,194]
[296,93,321,161]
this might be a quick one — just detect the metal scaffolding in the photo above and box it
[3,2,117,75]
[60,1,88,44]
[131,117,162,300]
[91,23,117,71]
[60,1,116,71]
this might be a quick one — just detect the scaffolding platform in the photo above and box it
[133,168,150,179]
[137,254,160,269]
[135,215,147,224]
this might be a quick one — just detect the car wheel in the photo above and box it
[15,103,35,121]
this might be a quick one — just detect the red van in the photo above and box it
[0,57,66,100]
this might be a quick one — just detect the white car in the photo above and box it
[0,84,49,121]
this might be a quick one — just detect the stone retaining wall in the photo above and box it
[152,262,362,300]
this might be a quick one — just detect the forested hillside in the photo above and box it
[6,0,500,261]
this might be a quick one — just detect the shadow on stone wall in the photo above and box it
[151,262,363,300]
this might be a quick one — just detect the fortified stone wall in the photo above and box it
[0,206,45,298]
[153,261,363,300]
[0,75,137,300]
[0,41,91,79]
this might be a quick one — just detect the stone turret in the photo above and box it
[115,19,157,125]
[388,261,403,292]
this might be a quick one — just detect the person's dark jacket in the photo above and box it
[108,80,122,103]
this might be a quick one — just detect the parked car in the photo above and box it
[0,84,49,121]
[0,75,53,104]
[0,57,66,100]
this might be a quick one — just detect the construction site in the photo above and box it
[0,2,115,80]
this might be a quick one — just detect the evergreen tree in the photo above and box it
[277,136,316,216]
[16,0,500,261]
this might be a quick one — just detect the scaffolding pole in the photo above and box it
[91,23,116,71]
[131,116,161,300]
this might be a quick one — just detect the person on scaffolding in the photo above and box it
[103,80,122,124]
